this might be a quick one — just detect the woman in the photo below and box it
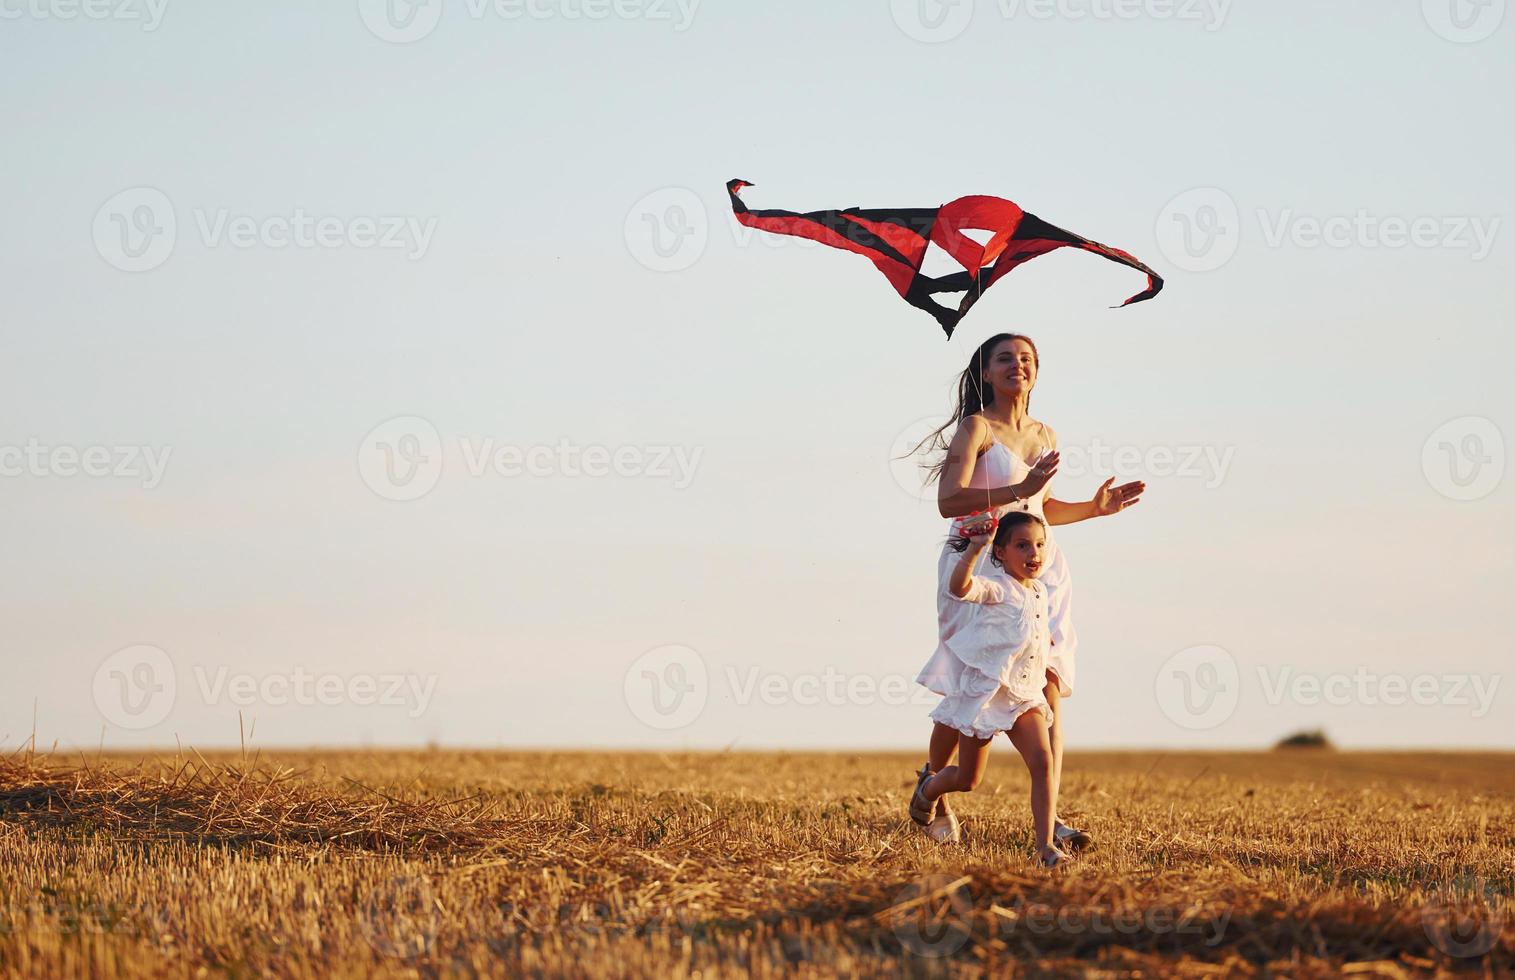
[912,332,1145,848]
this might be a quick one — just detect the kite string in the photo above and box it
[977,268,990,522]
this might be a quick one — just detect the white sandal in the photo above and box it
[1053,819,1093,852]
[926,805,960,843]
[1038,846,1072,869]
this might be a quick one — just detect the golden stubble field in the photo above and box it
[0,748,1510,978]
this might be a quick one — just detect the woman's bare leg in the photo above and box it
[1007,709,1057,859]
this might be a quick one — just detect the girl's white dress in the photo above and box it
[915,439,1080,736]
[917,565,1053,738]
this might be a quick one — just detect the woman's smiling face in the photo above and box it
[982,336,1038,400]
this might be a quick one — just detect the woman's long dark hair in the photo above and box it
[909,332,1040,486]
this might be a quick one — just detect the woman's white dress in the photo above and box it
[915,440,1079,736]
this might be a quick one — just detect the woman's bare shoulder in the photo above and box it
[957,414,994,450]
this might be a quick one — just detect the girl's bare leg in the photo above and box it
[1007,709,1057,859]
[922,733,991,801]
[928,722,959,774]
[1043,673,1064,817]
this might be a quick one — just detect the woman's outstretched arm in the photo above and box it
[1035,425,1143,526]
[1045,479,1146,526]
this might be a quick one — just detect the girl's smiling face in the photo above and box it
[995,521,1048,581]
[983,337,1038,401]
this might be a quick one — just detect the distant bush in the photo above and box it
[1274,729,1334,750]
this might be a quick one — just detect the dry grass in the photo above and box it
[1,748,1510,977]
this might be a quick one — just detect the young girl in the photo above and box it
[910,511,1069,868]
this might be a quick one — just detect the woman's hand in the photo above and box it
[1093,477,1145,516]
[1017,450,1061,498]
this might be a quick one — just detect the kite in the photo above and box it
[726,179,1163,338]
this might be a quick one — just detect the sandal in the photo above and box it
[1038,846,1072,869]
[909,763,937,826]
[1054,820,1094,853]
[926,809,960,843]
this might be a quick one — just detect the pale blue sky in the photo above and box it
[2,2,1511,752]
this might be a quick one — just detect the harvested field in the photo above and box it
[0,749,1510,977]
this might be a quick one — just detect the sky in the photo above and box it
[1,1,1511,753]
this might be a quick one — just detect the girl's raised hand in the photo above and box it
[954,512,998,541]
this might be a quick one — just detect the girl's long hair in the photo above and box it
[910,332,1040,486]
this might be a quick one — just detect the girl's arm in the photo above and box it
[946,536,991,598]
[938,416,1060,519]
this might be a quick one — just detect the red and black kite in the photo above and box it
[726,179,1163,338]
